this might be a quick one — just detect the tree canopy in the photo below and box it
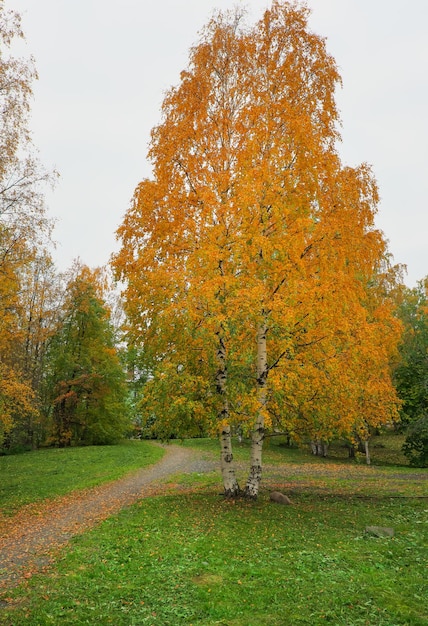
[42,265,129,446]
[395,278,428,425]
[0,2,56,445]
[0,4,131,451]
[113,1,402,497]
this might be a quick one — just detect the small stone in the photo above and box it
[365,526,394,538]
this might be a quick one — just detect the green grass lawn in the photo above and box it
[0,440,164,516]
[1,435,427,625]
[181,432,411,466]
[2,492,426,625]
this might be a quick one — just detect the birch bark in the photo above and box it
[244,322,268,498]
[216,329,240,497]
[364,440,371,465]
[220,422,240,496]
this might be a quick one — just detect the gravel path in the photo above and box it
[0,444,218,590]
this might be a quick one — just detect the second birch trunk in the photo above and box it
[245,323,268,499]
[216,329,240,497]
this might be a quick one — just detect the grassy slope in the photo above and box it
[0,440,164,516]
[1,435,427,625]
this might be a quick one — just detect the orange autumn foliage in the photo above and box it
[0,4,56,444]
[113,1,402,489]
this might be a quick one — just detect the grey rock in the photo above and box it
[365,526,395,538]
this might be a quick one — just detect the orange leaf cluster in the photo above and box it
[113,2,402,467]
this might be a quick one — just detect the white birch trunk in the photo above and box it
[364,439,371,465]
[216,329,240,497]
[311,441,328,457]
[245,323,268,499]
[220,422,240,496]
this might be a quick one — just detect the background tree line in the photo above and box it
[0,3,128,450]
[1,1,427,472]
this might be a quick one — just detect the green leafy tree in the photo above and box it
[402,413,428,467]
[394,278,428,466]
[43,265,129,446]
[394,278,428,425]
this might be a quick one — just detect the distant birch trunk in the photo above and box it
[364,439,371,465]
[311,440,328,457]
[245,323,268,499]
[216,329,240,497]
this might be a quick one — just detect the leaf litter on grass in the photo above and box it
[0,444,211,590]
[1,441,427,625]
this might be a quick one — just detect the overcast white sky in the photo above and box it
[10,0,428,287]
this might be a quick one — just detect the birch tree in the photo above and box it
[113,1,401,497]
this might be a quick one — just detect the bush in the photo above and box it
[402,414,428,467]
[0,443,32,456]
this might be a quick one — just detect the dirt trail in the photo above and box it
[0,445,218,590]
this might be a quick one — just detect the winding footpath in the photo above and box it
[0,445,217,590]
